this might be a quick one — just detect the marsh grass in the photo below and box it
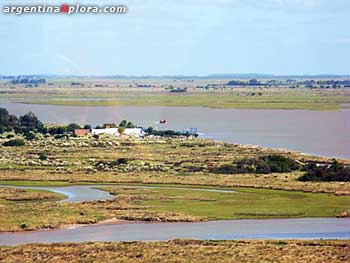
[1,240,350,263]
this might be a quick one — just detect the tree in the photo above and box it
[126,121,135,128]
[118,126,125,134]
[145,126,154,134]
[19,112,42,131]
[84,124,91,129]
[0,108,9,126]
[8,115,18,127]
[119,120,127,127]
[67,123,81,132]
[48,126,67,135]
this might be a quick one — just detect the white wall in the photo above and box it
[91,128,119,135]
[91,128,144,137]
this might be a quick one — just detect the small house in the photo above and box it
[74,129,90,136]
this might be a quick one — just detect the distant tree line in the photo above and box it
[11,78,46,84]
[145,127,198,138]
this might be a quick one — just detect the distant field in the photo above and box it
[1,80,350,110]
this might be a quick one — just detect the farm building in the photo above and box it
[91,128,119,136]
[90,127,145,137]
[123,128,145,137]
[74,129,90,136]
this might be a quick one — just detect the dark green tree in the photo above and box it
[67,123,81,132]
[19,112,42,131]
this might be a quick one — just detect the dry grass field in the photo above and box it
[1,240,350,263]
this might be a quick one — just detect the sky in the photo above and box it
[1,0,350,76]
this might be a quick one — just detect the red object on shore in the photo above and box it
[159,119,167,124]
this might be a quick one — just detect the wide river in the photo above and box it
[1,102,350,159]
[1,185,350,245]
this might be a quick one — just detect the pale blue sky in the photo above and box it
[1,0,350,75]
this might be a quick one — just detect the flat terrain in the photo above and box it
[2,184,350,231]
[0,135,350,231]
[1,240,350,263]
[1,78,350,110]
[0,135,348,195]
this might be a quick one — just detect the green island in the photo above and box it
[1,78,350,110]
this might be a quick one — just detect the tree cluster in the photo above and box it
[0,108,44,134]
[298,160,350,182]
[211,155,300,174]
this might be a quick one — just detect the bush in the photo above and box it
[119,120,127,127]
[38,153,48,161]
[24,131,36,141]
[95,158,129,169]
[126,121,135,128]
[49,126,67,135]
[298,160,350,182]
[114,158,129,165]
[118,126,125,134]
[54,134,69,139]
[67,123,81,132]
[3,139,25,147]
[6,134,15,139]
[211,155,300,174]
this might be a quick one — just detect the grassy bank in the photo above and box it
[0,187,65,204]
[1,184,350,231]
[102,186,350,220]
[1,240,350,263]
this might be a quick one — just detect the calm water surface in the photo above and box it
[1,218,350,245]
[1,102,349,159]
[0,185,236,203]
[0,185,349,245]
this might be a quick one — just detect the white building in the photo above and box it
[91,128,144,137]
[91,128,119,136]
[123,128,145,137]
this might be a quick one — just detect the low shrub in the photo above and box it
[24,131,36,141]
[211,155,300,174]
[3,139,25,147]
[38,153,48,161]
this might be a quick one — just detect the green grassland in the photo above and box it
[103,186,350,220]
[1,184,350,231]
